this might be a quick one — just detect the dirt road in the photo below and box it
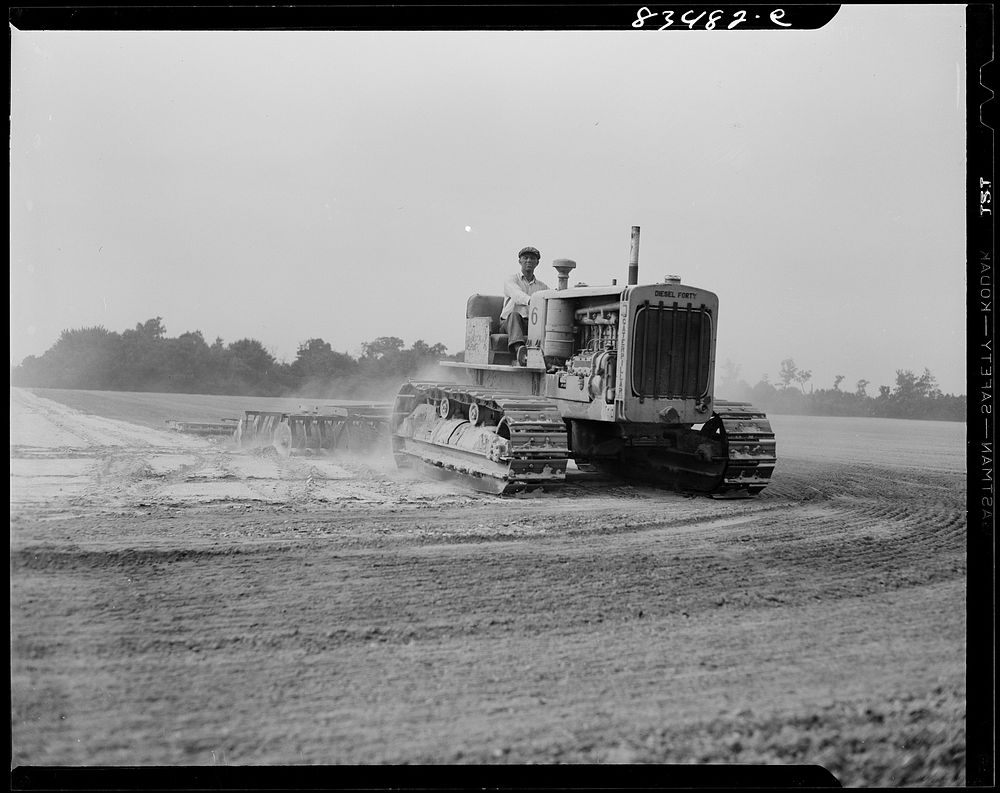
[10,388,966,784]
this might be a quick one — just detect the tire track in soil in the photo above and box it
[171,448,291,506]
[87,446,221,510]
[12,388,187,451]
[11,389,220,513]
[700,459,967,611]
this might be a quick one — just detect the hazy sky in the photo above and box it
[10,5,968,395]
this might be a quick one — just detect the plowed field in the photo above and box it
[9,388,967,785]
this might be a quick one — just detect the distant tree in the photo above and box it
[224,338,281,395]
[905,368,942,399]
[833,375,845,391]
[345,337,454,398]
[293,338,357,378]
[741,374,778,412]
[134,317,167,340]
[714,359,753,401]
[410,339,448,359]
[197,336,230,393]
[162,330,213,392]
[856,379,870,398]
[779,358,798,389]
[888,368,943,418]
[228,339,276,372]
[719,359,741,385]
[114,317,169,390]
[14,325,121,389]
[10,355,40,386]
[779,359,811,394]
[288,338,358,395]
[362,336,406,360]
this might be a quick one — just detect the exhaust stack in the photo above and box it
[628,226,640,286]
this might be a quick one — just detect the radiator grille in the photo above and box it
[630,303,712,398]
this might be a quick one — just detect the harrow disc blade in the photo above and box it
[273,422,293,457]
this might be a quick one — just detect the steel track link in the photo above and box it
[711,402,777,498]
[393,382,570,494]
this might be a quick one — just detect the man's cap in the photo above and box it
[518,246,540,259]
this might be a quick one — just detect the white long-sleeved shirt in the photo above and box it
[500,272,550,321]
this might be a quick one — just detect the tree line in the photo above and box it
[11,321,967,421]
[9,318,460,400]
[717,358,966,422]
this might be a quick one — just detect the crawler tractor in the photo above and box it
[391,227,776,497]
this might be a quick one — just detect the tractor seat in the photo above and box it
[467,294,511,361]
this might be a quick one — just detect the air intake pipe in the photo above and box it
[628,225,640,286]
[552,259,577,290]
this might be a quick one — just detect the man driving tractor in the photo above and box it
[500,246,549,366]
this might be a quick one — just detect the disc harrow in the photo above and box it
[234,405,393,456]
